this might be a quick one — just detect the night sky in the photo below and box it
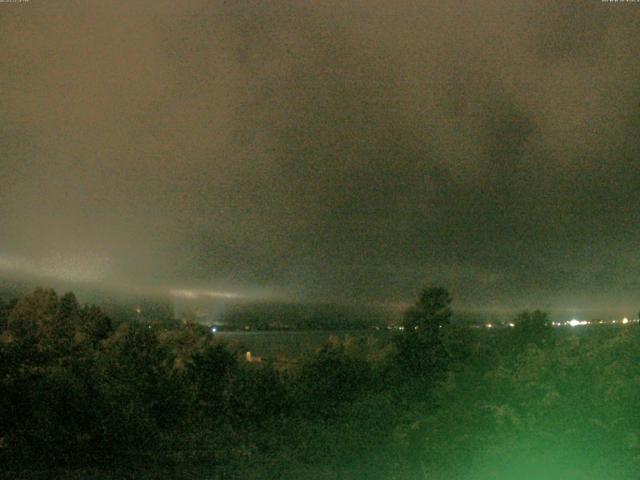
[2,1,640,317]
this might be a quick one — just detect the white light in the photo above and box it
[622,318,629,325]
[211,327,217,333]
[508,323,515,328]
[569,319,580,327]
[486,323,493,328]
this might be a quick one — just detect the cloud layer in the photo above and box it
[1,1,640,314]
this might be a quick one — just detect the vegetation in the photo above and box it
[1,287,639,479]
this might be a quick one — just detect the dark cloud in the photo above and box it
[1,1,640,316]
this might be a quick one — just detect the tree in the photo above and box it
[58,292,80,322]
[404,287,452,333]
[97,322,182,450]
[511,310,553,348]
[78,304,112,346]
[295,338,373,414]
[186,342,237,411]
[394,287,451,386]
[7,288,59,346]
[0,298,10,333]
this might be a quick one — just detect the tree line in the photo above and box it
[1,287,638,479]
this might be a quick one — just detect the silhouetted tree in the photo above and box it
[225,363,288,423]
[404,287,452,333]
[97,322,183,454]
[295,337,373,415]
[58,291,80,321]
[187,342,237,411]
[78,304,112,346]
[6,288,59,353]
[511,310,553,348]
[0,298,10,333]
[394,287,451,388]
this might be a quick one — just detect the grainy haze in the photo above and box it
[1,1,640,316]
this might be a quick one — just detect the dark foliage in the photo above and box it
[393,287,452,396]
[510,309,554,349]
[1,287,639,479]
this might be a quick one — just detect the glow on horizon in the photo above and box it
[0,252,109,283]
[169,288,242,300]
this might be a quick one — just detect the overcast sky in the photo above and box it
[1,1,640,316]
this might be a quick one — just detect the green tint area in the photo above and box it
[418,325,640,480]
[470,436,630,480]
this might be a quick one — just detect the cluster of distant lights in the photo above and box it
[558,317,637,327]
[483,317,638,329]
[386,319,639,331]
